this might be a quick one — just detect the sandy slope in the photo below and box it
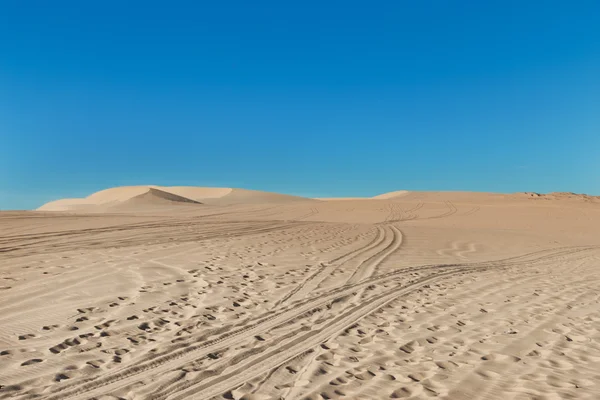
[160,187,233,201]
[37,186,313,212]
[2,190,600,399]
[372,190,410,199]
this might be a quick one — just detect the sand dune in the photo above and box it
[37,186,163,211]
[111,188,203,208]
[372,190,410,199]
[33,198,95,212]
[37,186,313,212]
[3,189,600,399]
[37,186,201,212]
[85,185,162,204]
[160,186,233,201]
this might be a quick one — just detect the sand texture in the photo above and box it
[2,188,600,399]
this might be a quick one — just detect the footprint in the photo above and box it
[94,320,115,330]
[86,360,105,369]
[54,373,70,382]
[21,358,44,366]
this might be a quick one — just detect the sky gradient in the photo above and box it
[2,1,599,210]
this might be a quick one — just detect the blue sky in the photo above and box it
[1,1,599,209]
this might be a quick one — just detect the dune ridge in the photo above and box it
[371,190,410,199]
[39,186,600,212]
[113,188,203,207]
[37,185,314,211]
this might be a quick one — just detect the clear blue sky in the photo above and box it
[2,1,599,209]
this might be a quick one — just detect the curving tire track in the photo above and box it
[414,200,458,221]
[345,225,403,284]
[276,226,386,306]
[161,269,478,400]
[27,246,599,400]
[0,220,311,257]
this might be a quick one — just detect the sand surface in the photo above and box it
[2,188,600,399]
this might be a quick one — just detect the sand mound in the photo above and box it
[85,186,159,204]
[38,188,202,212]
[146,187,311,205]
[372,190,410,199]
[113,188,202,208]
[37,198,95,212]
[37,186,314,211]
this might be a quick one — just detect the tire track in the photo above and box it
[414,200,458,220]
[275,226,386,306]
[383,203,405,222]
[37,266,467,400]
[164,247,600,400]
[404,202,424,213]
[463,205,480,216]
[32,246,598,400]
[274,263,330,307]
[162,268,491,400]
[402,201,424,220]
[293,207,319,221]
[345,225,402,284]
[0,221,310,257]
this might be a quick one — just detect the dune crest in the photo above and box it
[161,186,233,201]
[35,198,95,212]
[37,185,314,211]
[113,188,202,207]
[372,190,410,199]
[85,185,160,204]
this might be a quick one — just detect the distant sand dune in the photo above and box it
[85,185,161,204]
[34,198,95,212]
[37,186,314,211]
[372,190,410,199]
[113,187,203,208]
[40,187,600,212]
[161,186,233,201]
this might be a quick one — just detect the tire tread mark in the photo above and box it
[38,246,599,400]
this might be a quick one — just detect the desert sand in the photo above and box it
[1,186,600,399]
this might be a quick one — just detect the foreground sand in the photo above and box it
[1,191,600,399]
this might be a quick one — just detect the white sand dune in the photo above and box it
[37,185,314,211]
[84,185,162,204]
[33,198,96,212]
[3,188,600,399]
[371,189,410,199]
